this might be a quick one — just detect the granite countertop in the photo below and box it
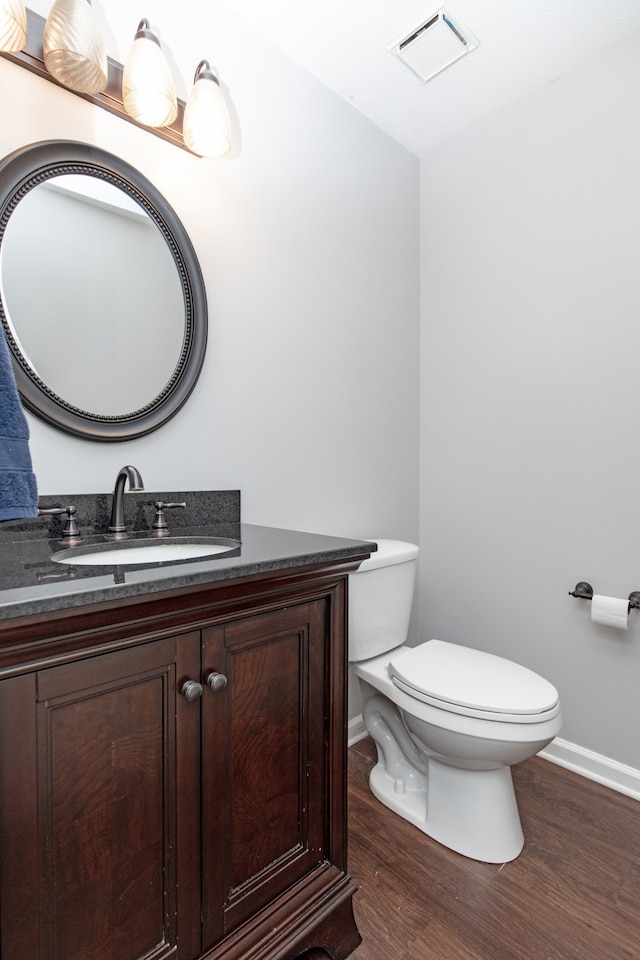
[0,490,375,622]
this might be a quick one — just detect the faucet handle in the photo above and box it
[151,501,187,538]
[38,505,83,546]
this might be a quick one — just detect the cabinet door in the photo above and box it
[0,633,202,960]
[201,600,328,947]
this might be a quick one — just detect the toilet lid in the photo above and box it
[388,640,559,718]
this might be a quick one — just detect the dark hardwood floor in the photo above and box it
[346,738,640,960]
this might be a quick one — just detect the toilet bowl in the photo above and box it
[349,540,562,863]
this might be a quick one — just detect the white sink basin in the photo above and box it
[52,537,240,566]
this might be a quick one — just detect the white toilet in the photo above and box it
[349,540,561,863]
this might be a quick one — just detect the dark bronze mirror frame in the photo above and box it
[0,140,208,442]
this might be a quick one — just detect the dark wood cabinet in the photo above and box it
[201,601,328,948]
[0,567,361,960]
[0,635,199,960]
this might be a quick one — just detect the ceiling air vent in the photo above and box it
[390,8,478,83]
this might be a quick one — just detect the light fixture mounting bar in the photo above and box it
[0,8,189,153]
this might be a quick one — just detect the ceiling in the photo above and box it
[222,0,640,157]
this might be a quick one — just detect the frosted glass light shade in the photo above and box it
[122,19,177,128]
[183,61,231,158]
[43,0,107,95]
[0,0,27,52]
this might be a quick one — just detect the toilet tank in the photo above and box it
[348,539,419,662]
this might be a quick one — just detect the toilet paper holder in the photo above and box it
[569,581,640,610]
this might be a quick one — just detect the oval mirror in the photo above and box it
[0,141,207,441]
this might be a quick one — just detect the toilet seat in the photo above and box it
[388,640,560,724]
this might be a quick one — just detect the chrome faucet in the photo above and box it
[105,465,145,541]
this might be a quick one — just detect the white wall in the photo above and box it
[420,32,640,769]
[1,4,419,727]
[0,0,419,548]
[5,3,639,772]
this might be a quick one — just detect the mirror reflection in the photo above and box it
[1,175,185,416]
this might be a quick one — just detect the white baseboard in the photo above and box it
[348,714,640,803]
[348,715,368,747]
[540,737,640,801]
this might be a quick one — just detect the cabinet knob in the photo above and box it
[181,680,203,701]
[206,672,228,693]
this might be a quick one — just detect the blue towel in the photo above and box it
[0,323,38,520]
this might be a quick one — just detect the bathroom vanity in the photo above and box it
[0,492,371,960]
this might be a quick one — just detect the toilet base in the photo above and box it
[368,755,524,863]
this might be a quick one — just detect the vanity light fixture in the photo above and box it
[122,18,177,129]
[183,60,231,159]
[43,0,107,95]
[0,0,27,52]
[0,7,235,157]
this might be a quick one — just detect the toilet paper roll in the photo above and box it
[590,594,629,630]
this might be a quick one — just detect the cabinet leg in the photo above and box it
[288,893,362,960]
